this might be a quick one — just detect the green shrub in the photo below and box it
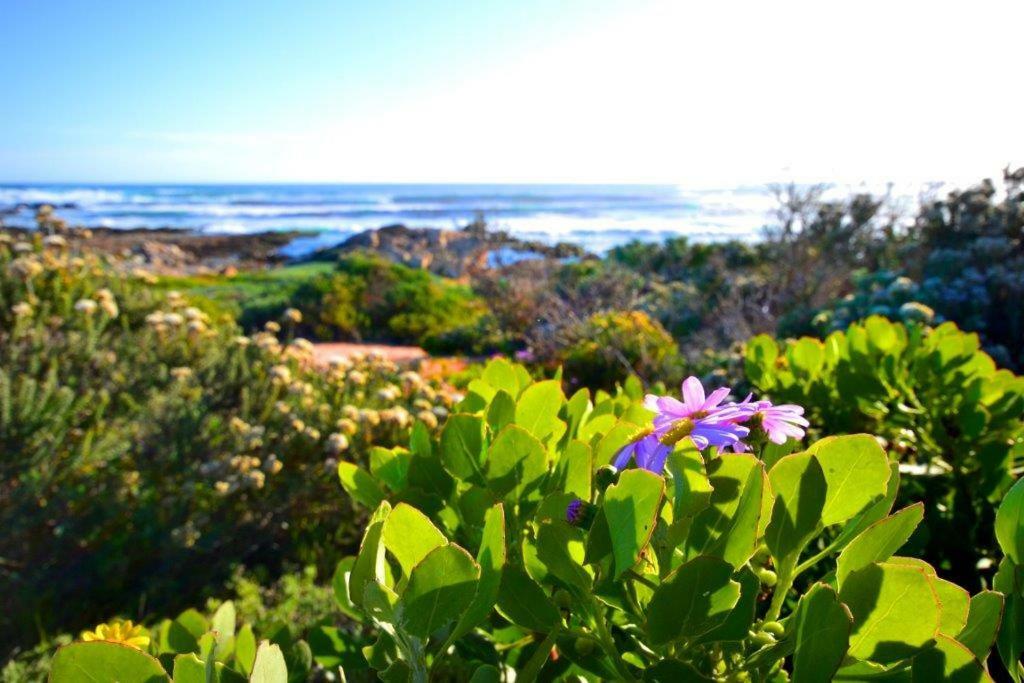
[292,252,491,348]
[560,310,682,390]
[0,237,457,652]
[744,316,1024,589]
[42,360,1024,680]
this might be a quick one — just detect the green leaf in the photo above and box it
[807,435,890,526]
[308,625,365,670]
[171,654,245,683]
[911,634,993,682]
[382,502,448,578]
[789,583,853,683]
[836,504,924,586]
[829,462,900,552]
[250,641,288,683]
[50,641,169,683]
[686,455,767,568]
[449,504,506,642]
[665,443,712,520]
[603,469,665,578]
[400,544,481,638]
[210,601,235,660]
[337,461,385,510]
[486,390,517,433]
[482,358,520,397]
[536,520,591,590]
[593,421,641,467]
[694,567,760,644]
[996,478,1024,564]
[765,452,827,567]
[369,447,411,493]
[994,558,1024,681]
[234,624,257,677]
[485,424,548,498]
[495,565,561,632]
[515,380,565,439]
[331,557,358,619]
[839,562,941,664]
[956,591,1005,661]
[469,664,502,683]
[558,439,592,499]
[646,556,741,645]
[563,388,592,440]
[932,576,971,638]
[349,501,392,611]
[439,413,487,483]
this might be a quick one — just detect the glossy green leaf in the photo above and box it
[593,420,641,468]
[686,454,767,568]
[807,435,890,526]
[790,583,853,683]
[369,447,411,493]
[331,557,358,618]
[515,379,565,440]
[931,576,971,638]
[996,478,1024,564]
[694,567,760,644]
[482,357,520,397]
[765,452,827,566]
[495,565,561,633]
[911,634,993,682]
[536,520,591,589]
[839,562,941,664]
[450,504,506,642]
[50,641,169,683]
[382,502,448,578]
[836,503,924,586]
[439,413,487,483]
[956,591,1004,661]
[603,468,665,578]
[994,558,1024,681]
[234,624,257,677]
[337,461,385,509]
[400,544,480,638]
[486,390,517,433]
[558,439,592,499]
[349,501,392,611]
[665,443,712,520]
[646,555,740,645]
[485,424,547,498]
[250,641,288,683]
[171,654,245,683]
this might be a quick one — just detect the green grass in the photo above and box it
[154,262,336,322]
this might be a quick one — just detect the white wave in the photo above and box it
[0,187,127,205]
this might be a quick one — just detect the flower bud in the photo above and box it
[565,498,597,529]
[594,465,618,492]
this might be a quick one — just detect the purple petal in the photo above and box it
[703,386,731,410]
[680,377,706,412]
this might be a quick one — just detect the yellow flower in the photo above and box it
[80,619,150,650]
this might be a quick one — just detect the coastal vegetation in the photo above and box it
[1,169,1023,681]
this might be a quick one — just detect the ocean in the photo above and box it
[0,183,779,256]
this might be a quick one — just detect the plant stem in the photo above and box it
[764,561,795,623]
[586,594,636,682]
[517,629,560,683]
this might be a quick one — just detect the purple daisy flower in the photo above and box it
[752,402,809,444]
[643,376,750,451]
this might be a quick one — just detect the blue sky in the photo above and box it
[2,0,1023,184]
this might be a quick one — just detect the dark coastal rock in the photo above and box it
[313,222,591,278]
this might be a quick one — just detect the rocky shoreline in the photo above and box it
[2,206,592,277]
